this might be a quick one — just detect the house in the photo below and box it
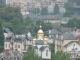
[40,15,61,23]
[55,32,80,57]
[3,27,33,53]
[47,29,62,38]
[32,25,51,59]
[0,49,23,60]
[4,35,33,53]
[60,17,72,24]
[3,27,13,39]
[63,41,80,57]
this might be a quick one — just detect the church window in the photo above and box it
[46,50,48,56]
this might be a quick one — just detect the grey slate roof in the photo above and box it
[35,40,44,45]
[57,32,76,40]
[5,35,33,43]
[0,50,23,60]
[48,29,62,35]
[27,37,33,40]
[3,27,13,34]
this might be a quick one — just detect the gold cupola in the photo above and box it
[33,36,36,42]
[37,25,44,34]
[44,36,48,42]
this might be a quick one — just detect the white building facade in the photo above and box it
[32,25,51,59]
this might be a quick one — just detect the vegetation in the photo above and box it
[64,3,74,17]
[0,4,52,36]
[54,4,59,15]
[41,7,48,15]
[76,58,80,60]
[61,18,80,28]
[0,21,4,52]
[32,8,40,14]
[52,51,70,60]
[22,46,42,60]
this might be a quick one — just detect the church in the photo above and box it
[32,25,51,59]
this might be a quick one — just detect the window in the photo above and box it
[15,44,17,48]
[46,50,48,56]
[6,44,7,47]
[18,45,20,48]
[24,45,26,50]
[9,44,10,48]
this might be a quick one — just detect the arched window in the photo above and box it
[46,50,48,56]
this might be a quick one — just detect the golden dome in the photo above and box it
[37,25,44,34]
[33,36,36,42]
[44,36,48,42]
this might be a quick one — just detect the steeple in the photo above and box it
[37,24,44,34]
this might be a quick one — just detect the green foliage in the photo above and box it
[0,7,22,21]
[52,51,70,60]
[76,58,80,60]
[0,20,4,52]
[32,8,40,14]
[0,45,4,52]
[61,18,80,28]
[63,11,74,17]
[41,7,48,15]
[22,46,42,60]
[49,43,55,53]
[54,4,59,15]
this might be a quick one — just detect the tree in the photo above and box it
[61,18,80,28]
[49,42,55,53]
[52,51,70,60]
[41,7,48,15]
[22,46,42,60]
[54,4,59,14]
[0,20,4,52]
[32,8,40,14]
[39,46,45,57]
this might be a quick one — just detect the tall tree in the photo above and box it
[54,4,59,14]
[32,8,40,14]
[41,7,48,15]
[0,20,4,52]
[39,46,44,58]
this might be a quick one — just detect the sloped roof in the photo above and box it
[3,27,13,34]
[57,32,76,40]
[35,40,44,45]
[48,29,62,35]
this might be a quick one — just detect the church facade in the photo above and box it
[32,25,51,59]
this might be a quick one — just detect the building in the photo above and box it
[0,49,23,60]
[47,29,62,38]
[3,27,33,53]
[55,32,80,57]
[41,15,61,23]
[32,25,51,59]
